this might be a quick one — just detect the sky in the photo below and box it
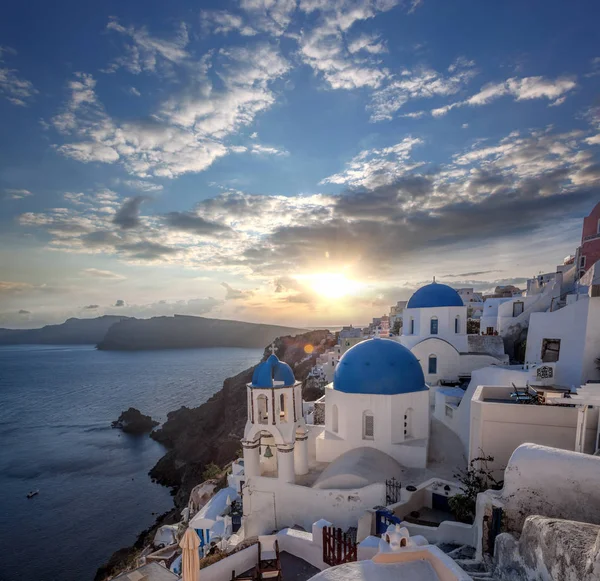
[1,0,600,329]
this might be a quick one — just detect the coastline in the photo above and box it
[95,330,333,580]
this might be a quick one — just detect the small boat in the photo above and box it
[26,490,39,499]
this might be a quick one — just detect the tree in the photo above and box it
[392,319,402,335]
[202,462,222,481]
[467,319,480,335]
[448,455,501,523]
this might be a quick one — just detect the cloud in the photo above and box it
[221,282,254,300]
[4,189,32,200]
[236,127,600,276]
[295,0,411,91]
[19,124,600,281]
[117,240,179,260]
[164,212,232,235]
[114,299,126,307]
[0,281,62,296]
[369,58,477,122]
[202,0,296,38]
[83,304,99,309]
[112,196,149,229]
[51,43,289,178]
[82,268,126,280]
[321,137,424,187]
[104,18,189,74]
[0,46,37,106]
[127,87,141,97]
[432,75,577,116]
[123,180,164,192]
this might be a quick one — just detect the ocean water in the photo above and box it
[0,345,261,581]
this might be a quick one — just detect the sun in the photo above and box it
[301,273,363,300]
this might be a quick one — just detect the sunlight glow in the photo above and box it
[298,273,364,300]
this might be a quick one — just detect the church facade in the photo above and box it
[399,281,508,391]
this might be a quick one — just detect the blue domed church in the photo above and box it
[315,338,431,469]
[399,281,507,396]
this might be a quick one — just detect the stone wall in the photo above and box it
[494,515,600,581]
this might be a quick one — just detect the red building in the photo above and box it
[577,202,600,277]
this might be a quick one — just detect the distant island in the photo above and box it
[97,315,306,350]
[0,314,306,350]
[0,315,129,345]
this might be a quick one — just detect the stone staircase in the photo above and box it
[435,543,500,581]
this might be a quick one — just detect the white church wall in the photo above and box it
[243,476,385,537]
[469,385,599,477]
[401,306,468,353]
[318,387,429,467]
[410,338,461,389]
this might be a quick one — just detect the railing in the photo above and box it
[583,232,600,242]
[386,477,402,505]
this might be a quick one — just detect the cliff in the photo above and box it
[96,329,334,580]
[0,315,129,345]
[97,315,306,350]
[148,329,334,507]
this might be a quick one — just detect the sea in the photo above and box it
[0,345,262,581]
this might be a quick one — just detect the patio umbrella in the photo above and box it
[179,527,200,581]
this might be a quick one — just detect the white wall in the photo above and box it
[410,338,461,388]
[469,386,599,476]
[243,476,385,537]
[480,298,512,333]
[316,386,430,468]
[525,296,600,387]
[198,545,258,581]
[498,443,600,533]
[438,365,537,456]
[401,306,468,353]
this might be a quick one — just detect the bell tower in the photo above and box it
[242,348,308,483]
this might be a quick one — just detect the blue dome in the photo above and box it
[407,282,463,309]
[334,338,427,396]
[251,354,296,388]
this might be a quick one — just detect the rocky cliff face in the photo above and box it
[148,329,334,507]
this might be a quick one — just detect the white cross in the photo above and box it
[269,342,276,355]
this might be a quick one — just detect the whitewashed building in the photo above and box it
[399,281,508,392]
[241,339,434,537]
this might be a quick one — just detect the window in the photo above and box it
[279,393,287,422]
[363,412,374,439]
[257,394,268,425]
[410,318,414,334]
[332,404,339,433]
[454,316,460,333]
[597,218,600,234]
[541,338,561,363]
[428,355,437,374]
[404,408,413,439]
[580,255,586,268]
[513,301,524,317]
[430,317,438,335]
[486,327,494,335]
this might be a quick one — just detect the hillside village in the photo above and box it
[116,202,600,581]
